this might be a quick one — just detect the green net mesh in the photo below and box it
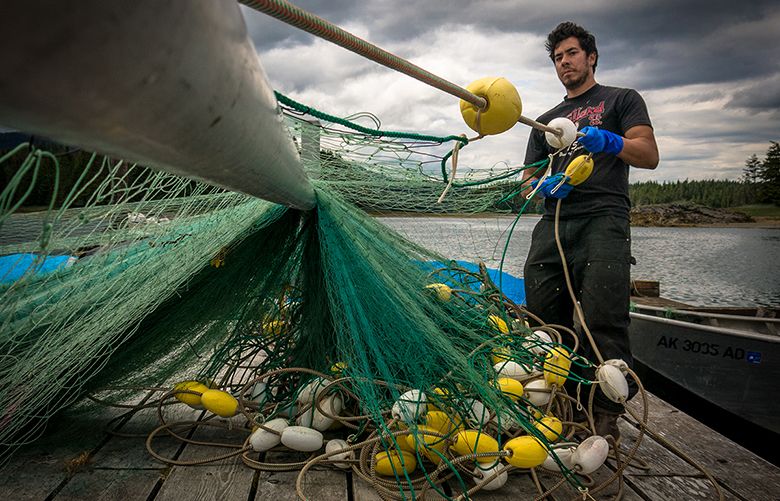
[0,96,638,498]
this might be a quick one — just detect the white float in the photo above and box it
[465,399,491,428]
[297,394,343,431]
[281,426,324,452]
[472,462,508,490]
[524,379,551,407]
[391,390,427,424]
[325,439,354,469]
[541,444,577,472]
[493,360,532,380]
[571,436,609,474]
[249,418,288,452]
[596,364,629,403]
[545,117,578,149]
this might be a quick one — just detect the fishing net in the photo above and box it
[0,95,654,499]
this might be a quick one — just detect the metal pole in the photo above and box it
[0,0,315,210]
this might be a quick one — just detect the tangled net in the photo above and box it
[0,96,726,500]
[95,261,652,500]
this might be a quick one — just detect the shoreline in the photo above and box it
[373,211,780,228]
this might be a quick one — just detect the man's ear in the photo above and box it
[588,52,597,70]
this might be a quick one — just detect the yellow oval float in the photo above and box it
[375,450,418,476]
[564,155,594,186]
[173,380,209,409]
[503,436,548,468]
[460,77,522,136]
[543,346,572,387]
[535,416,563,442]
[200,389,239,417]
[451,430,500,464]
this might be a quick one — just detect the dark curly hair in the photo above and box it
[545,22,598,72]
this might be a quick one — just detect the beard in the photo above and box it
[562,69,589,90]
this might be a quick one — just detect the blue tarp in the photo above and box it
[419,260,525,305]
[0,253,76,284]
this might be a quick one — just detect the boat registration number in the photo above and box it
[656,335,753,361]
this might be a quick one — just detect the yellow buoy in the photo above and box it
[261,319,286,337]
[460,77,522,135]
[200,389,239,417]
[173,380,209,409]
[451,430,500,464]
[330,361,348,374]
[503,436,548,468]
[488,314,510,334]
[375,450,417,476]
[424,410,456,434]
[495,377,524,400]
[543,346,572,387]
[425,283,452,302]
[491,345,512,365]
[406,426,447,464]
[535,416,563,442]
[427,387,450,412]
[564,155,594,186]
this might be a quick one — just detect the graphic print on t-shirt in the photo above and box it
[566,100,605,127]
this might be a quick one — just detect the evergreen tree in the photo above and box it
[759,141,780,205]
[742,154,761,183]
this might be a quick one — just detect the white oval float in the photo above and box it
[391,389,427,424]
[524,379,551,407]
[466,398,491,428]
[526,330,553,356]
[472,462,508,490]
[325,439,354,469]
[297,394,343,431]
[297,377,327,404]
[571,436,609,474]
[493,360,532,380]
[281,425,324,452]
[541,444,577,472]
[249,418,288,452]
[596,364,629,403]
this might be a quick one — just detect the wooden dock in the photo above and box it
[1,391,778,500]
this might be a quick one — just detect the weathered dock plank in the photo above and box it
[90,405,196,469]
[624,392,780,500]
[153,417,255,501]
[53,469,163,501]
[0,400,137,500]
[256,450,348,501]
[3,389,779,500]
[257,469,347,501]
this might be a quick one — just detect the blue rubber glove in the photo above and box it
[531,173,573,199]
[579,126,624,155]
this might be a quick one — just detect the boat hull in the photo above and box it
[629,311,780,434]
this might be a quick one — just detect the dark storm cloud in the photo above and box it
[727,74,780,110]
[242,0,779,108]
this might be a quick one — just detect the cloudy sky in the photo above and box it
[241,0,779,182]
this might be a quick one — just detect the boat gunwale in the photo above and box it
[629,311,780,343]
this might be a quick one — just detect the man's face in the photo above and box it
[553,36,596,90]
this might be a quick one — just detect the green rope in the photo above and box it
[275,91,468,145]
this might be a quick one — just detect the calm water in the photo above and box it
[379,216,780,308]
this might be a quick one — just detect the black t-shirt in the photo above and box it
[524,84,652,219]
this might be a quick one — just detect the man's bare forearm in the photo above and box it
[618,125,659,169]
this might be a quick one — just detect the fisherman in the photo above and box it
[523,22,659,440]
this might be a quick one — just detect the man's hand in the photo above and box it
[579,126,624,155]
[531,173,573,199]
